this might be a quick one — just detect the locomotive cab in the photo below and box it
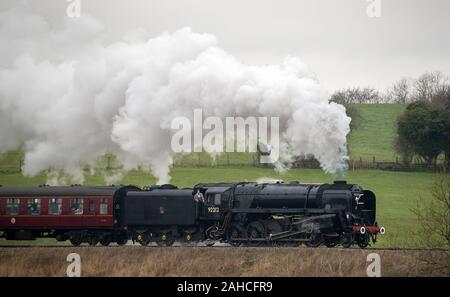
[199,186,231,220]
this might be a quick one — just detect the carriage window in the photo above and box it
[100,199,108,215]
[27,198,41,215]
[89,200,95,214]
[70,198,84,215]
[214,194,221,205]
[6,198,20,215]
[48,198,62,215]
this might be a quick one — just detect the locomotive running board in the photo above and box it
[230,208,328,214]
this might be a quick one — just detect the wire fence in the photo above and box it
[0,152,446,174]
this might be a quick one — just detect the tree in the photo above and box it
[330,89,365,130]
[394,129,415,166]
[386,77,412,103]
[413,71,448,102]
[430,85,450,110]
[396,102,442,166]
[412,173,450,248]
[331,87,382,104]
[435,108,450,168]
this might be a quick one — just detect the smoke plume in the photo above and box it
[0,2,350,184]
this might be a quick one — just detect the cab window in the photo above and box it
[6,198,20,215]
[48,198,62,215]
[27,198,41,215]
[70,198,84,215]
[99,199,108,215]
[214,194,221,205]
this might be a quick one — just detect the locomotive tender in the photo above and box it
[0,180,385,248]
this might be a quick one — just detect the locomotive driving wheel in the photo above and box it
[229,223,246,247]
[246,221,265,246]
[305,232,323,248]
[264,220,284,247]
[324,239,338,248]
[324,236,339,248]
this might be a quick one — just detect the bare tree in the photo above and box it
[414,71,448,102]
[386,77,412,103]
[412,173,450,248]
[330,87,382,104]
[430,85,450,110]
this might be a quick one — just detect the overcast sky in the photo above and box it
[1,0,449,93]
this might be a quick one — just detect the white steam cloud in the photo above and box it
[0,2,350,184]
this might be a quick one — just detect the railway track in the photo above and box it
[0,244,448,252]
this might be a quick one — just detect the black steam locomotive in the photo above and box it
[0,180,384,248]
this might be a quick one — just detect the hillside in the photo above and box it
[347,104,406,162]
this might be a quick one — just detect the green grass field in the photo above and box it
[0,167,438,248]
[347,104,406,162]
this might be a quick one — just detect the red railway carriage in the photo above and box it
[0,185,125,246]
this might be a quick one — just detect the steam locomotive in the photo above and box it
[0,181,384,248]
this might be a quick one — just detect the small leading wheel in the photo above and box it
[357,233,370,249]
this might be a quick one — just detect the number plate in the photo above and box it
[207,207,220,213]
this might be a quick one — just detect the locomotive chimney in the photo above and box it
[333,180,347,184]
